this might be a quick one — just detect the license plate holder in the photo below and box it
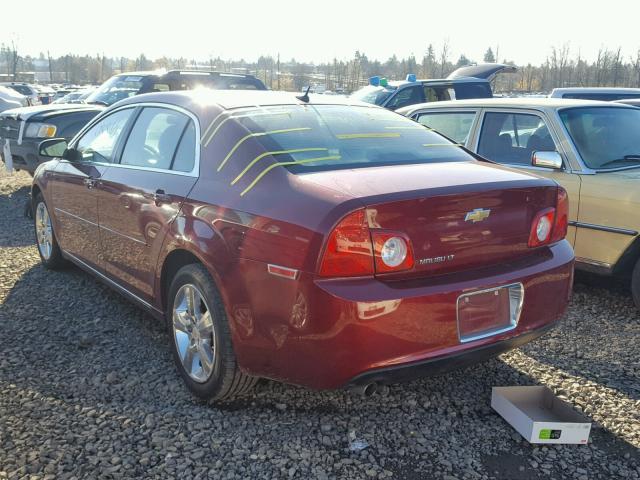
[457,283,524,343]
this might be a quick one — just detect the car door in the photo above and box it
[473,109,581,246]
[97,105,199,302]
[50,107,135,270]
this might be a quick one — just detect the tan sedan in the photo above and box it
[399,98,640,307]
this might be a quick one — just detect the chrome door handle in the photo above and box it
[153,189,172,206]
[83,177,97,189]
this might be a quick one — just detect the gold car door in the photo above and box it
[572,172,637,270]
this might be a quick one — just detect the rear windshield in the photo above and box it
[231,104,475,173]
[350,86,396,106]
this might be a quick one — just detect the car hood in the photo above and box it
[0,103,104,121]
[297,160,552,201]
[447,63,517,81]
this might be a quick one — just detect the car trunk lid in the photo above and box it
[301,161,558,278]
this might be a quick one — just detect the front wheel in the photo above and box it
[33,193,66,269]
[167,264,257,402]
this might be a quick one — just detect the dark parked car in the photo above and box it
[1,70,266,174]
[350,63,516,110]
[0,104,103,173]
[32,90,573,401]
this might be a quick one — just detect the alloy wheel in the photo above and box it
[35,202,53,260]
[172,284,216,383]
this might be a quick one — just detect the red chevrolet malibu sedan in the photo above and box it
[32,90,573,401]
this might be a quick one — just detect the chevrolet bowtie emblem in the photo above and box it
[465,208,491,223]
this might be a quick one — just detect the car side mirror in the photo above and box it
[532,151,563,169]
[38,138,68,158]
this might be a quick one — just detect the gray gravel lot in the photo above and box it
[0,169,638,480]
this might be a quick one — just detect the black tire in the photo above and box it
[33,193,66,269]
[631,258,640,310]
[166,263,257,402]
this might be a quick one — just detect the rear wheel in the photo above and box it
[33,193,66,269]
[631,258,640,310]
[167,264,257,402]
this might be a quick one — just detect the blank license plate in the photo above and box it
[457,284,523,343]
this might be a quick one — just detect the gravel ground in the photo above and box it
[0,168,638,480]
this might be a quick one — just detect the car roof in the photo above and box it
[396,97,635,114]
[113,70,259,79]
[114,89,377,111]
[387,77,489,89]
[551,87,640,95]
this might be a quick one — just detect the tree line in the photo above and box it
[2,42,640,93]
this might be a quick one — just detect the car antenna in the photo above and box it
[296,85,311,103]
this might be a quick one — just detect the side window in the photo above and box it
[478,112,557,165]
[75,108,134,163]
[424,86,452,102]
[151,83,170,92]
[120,107,190,170]
[171,121,197,172]
[454,83,492,100]
[416,111,476,144]
[386,86,423,110]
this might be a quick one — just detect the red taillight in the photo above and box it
[528,186,569,248]
[319,209,415,277]
[372,232,414,273]
[528,208,555,247]
[319,210,374,277]
[551,186,569,243]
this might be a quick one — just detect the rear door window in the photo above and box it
[416,111,476,144]
[424,86,454,102]
[120,107,190,170]
[478,112,557,165]
[454,82,492,100]
[171,121,197,172]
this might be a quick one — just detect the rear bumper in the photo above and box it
[233,240,574,390]
[347,320,556,387]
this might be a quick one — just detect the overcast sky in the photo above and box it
[2,0,639,65]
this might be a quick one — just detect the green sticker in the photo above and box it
[539,429,561,440]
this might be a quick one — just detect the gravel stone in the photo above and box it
[0,169,638,480]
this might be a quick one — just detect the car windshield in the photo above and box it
[350,85,396,106]
[227,104,475,174]
[85,75,144,106]
[8,85,32,96]
[559,106,640,170]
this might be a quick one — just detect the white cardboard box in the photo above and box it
[491,386,591,444]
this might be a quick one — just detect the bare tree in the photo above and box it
[439,40,450,77]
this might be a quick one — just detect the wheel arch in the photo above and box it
[159,248,207,312]
[612,234,640,276]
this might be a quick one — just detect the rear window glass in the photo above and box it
[229,105,475,173]
[453,82,492,100]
